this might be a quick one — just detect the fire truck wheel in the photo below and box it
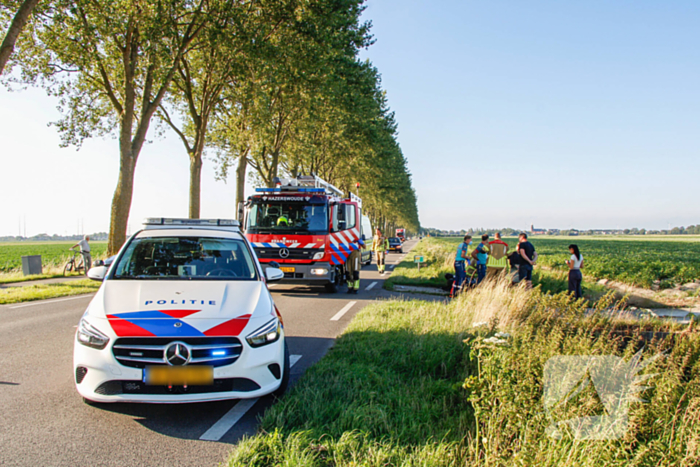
[324,267,340,293]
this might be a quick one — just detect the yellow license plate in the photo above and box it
[145,366,213,386]
[280,267,295,273]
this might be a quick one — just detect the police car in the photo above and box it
[74,218,288,404]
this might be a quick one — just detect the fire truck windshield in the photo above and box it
[247,200,328,234]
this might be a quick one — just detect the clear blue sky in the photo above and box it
[0,0,698,236]
[360,0,700,231]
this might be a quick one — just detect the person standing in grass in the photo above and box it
[70,235,91,274]
[473,234,490,284]
[517,232,537,288]
[372,229,389,275]
[453,235,472,295]
[487,232,509,279]
[566,244,584,298]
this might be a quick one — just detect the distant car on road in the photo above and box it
[388,237,403,253]
[74,218,288,404]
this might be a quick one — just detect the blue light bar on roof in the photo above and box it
[255,188,281,192]
[143,218,239,227]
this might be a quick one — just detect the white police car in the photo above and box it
[74,218,287,404]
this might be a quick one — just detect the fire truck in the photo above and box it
[243,175,367,292]
[396,228,406,243]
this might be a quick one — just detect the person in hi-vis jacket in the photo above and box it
[372,229,389,274]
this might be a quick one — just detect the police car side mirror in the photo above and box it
[268,261,281,269]
[266,267,284,282]
[87,266,108,282]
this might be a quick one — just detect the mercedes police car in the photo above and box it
[74,218,288,404]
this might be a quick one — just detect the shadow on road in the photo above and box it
[85,336,336,443]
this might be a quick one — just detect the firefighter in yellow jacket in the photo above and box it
[372,228,389,274]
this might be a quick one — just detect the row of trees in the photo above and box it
[1,0,420,254]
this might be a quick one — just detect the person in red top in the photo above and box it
[486,232,509,279]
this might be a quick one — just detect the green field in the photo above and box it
[0,241,108,273]
[435,236,700,289]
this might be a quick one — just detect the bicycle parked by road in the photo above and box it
[64,248,86,276]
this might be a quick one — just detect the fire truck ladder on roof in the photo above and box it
[273,175,344,197]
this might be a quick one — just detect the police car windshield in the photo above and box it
[247,200,328,234]
[112,237,258,280]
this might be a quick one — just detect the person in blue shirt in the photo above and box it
[474,234,490,284]
[453,235,472,295]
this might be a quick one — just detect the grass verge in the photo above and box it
[384,239,454,290]
[0,271,84,284]
[0,279,100,305]
[226,283,699,466]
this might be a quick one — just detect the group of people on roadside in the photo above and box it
[453,232,584,299]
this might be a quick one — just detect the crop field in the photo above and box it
[437,235,700,289]
[0,241,108,273]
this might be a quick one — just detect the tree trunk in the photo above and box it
[268,149,280,187]
[235,151,248,211]
[108,148,136,255]
[189,153,202,218]
[0,0,40,75]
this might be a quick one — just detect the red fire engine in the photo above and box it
[244,175,366,292]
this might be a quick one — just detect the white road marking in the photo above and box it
[267,284,277,288]
[365,281,378,291]
[330,301,357,321]
[199,399,257,441]
[9,294,94,309]
[199,354,302,442]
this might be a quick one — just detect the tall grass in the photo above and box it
[226,283,700,466]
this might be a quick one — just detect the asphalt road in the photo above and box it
[0,240,420,467]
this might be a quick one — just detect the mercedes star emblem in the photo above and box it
[279,248,290,258]
[165,342,191,366]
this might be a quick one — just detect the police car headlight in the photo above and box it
[246,318,281,348]
[310,268,328,276]
[77,318,110,350]
[312,252,324,260]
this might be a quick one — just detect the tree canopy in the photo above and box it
[2,0,420,250]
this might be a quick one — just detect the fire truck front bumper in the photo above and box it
[261,262,335,284]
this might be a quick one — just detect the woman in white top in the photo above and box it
[566,244,584,298]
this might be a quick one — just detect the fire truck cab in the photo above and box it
[244,176,365,292]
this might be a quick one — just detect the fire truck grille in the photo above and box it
[254,248,323,260]
[112,337,242,369]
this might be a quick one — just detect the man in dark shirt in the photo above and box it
[517,232,537,288]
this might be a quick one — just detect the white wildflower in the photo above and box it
[483,337,509,346]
